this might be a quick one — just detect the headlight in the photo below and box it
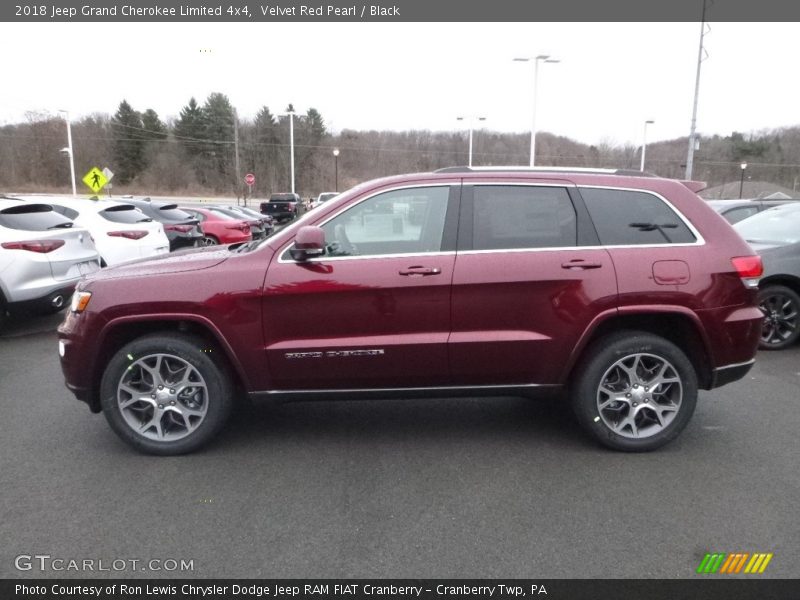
[70,291,92,313]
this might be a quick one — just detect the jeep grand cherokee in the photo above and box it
[57,167,764,454]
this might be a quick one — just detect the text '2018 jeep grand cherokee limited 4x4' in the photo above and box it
[57,167,764,454]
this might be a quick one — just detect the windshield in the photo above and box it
[734,205,800,245]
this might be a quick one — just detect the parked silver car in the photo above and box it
[733,203,800,349]
[0,198,100,325]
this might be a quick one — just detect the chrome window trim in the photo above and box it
[277,182,456,264]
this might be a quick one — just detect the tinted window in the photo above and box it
[100,205,152,224]
[157,204,193,221]
[472,186,576,250]
[320,186,449,257]
[580,188,696,245]
[0,204,74,231]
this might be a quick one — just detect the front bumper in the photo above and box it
[710,359,755,389]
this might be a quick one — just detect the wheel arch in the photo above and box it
[87,315,248,412]
[565,309,714,390]
[759,275,800,295]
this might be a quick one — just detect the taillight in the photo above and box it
[732,255,763,288]
[165,225,193,233]
[1,240,65,253]
[226,224,250,233]
[107,230,149,240]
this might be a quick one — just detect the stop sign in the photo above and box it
[244,173,255,185]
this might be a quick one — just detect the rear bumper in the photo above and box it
[709,358,755,389]
[7,284,76,314]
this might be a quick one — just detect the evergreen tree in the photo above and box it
[110,100,146,184]
[174,97,206,157]
[141,109,167,140]
[201,93,236,185]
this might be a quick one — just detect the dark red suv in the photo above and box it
[57,168,764,454]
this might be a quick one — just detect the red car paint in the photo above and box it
[180,207,252,245]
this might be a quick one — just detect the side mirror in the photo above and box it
[290,225,326,261]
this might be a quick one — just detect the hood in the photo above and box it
[87,245,231,281]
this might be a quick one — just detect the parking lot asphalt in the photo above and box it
[1,314,798,579]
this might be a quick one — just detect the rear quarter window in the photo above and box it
[580,187,696,245]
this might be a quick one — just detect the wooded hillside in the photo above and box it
[2,94,798,198]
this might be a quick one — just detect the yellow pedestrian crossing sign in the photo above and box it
[82,167,108,193]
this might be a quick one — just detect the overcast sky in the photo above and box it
[1,22,798,146]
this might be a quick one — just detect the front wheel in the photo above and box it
[571,332,698,452]
[758,285,800,350]
[100,333,233,455]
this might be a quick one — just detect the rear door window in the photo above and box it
[580,187,696,245]
[472,185,577,250]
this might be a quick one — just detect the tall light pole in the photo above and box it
[739,162,748,199]
[686,0,709,180]
[58,109,76,196]
[333,148,339,192]
[280,107,297,194]
[514,55,560,167]
[640,119,655,172]
[456,115,486,167]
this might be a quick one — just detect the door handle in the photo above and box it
[399,266,442,276]
[561,260,602,270]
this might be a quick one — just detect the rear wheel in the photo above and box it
[571,331,698,452]
[100,333,233,455]
[201,235,219,246]
[758,285,800,350]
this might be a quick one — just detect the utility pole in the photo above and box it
[233,108,241,203]
[686,0,708,180]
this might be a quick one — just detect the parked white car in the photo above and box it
[309,192,339,210]
[0,198,100,323]
[13,195,170,266]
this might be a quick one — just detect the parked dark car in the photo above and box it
[120,198,203,251]
[733,203,800,349]
[260,193,304,222]
[707,198,797,224]
[59,167,763,455]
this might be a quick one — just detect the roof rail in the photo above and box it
[434,166,658,177]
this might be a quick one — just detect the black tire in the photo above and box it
[202,235,219,246]
[571,331,698,452]
[758,285,800,350]
[100,333,233,455]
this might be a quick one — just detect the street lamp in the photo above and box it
[333,148,340,192]
[640,119,655,171]
[456,116,486,167]
[514,54,560,167]
[280,107,297,194]
[739,162,748,199]
[58,109,77,196]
